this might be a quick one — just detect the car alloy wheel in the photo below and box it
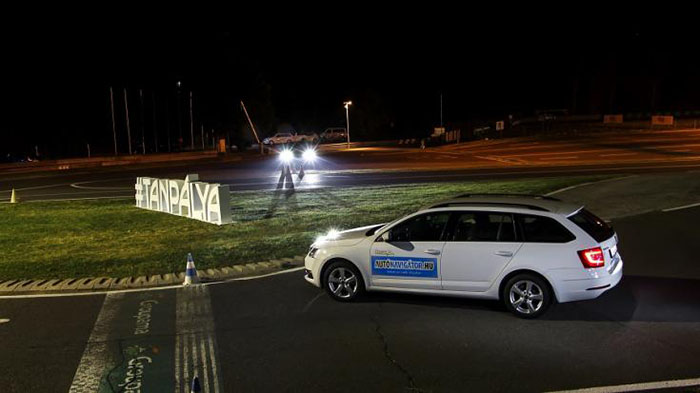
[327,266,358,299]
[509,279,544,315]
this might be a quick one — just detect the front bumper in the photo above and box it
[551,257,624,303]
[304,255,322,287]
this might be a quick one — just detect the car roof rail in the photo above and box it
[427,202,550,212]
[454,193,561,201]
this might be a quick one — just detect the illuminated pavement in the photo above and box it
[3,129,700,202]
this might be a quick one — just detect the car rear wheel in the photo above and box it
[503,274,551,318]
[323,261,364,302]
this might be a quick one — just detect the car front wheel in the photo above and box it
[503,274,552,318]
[323,261,364,302]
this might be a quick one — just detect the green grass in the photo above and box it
[0,176,607,280]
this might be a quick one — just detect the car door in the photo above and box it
[440,211,523,292]
[369,211,451,290]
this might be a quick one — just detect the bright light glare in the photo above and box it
[315,228,341,244]
[279,149,294,163]
[302,148,317,162]
[326,228,340,240]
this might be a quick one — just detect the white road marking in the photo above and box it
[175,333,181,392]
[207,335,220,393]
[70,182,132,191]
[0,195,132,203]
[69,292,124,393]
[0,182,77,193]
[0,267,306,299]
[9,190,132,198]
[175,285,222,393]
[302,292,325,313]
[545,175,638,196]
[224,266,305,282]
[547,377,700,393]
[474,155,529,165]
[183,331,189,391]
[662,202,700,212]
[599,152,639,157]
[0,318,9,324]
[467,142,585,154]
[502,143,700,158]
[200,331,211,393]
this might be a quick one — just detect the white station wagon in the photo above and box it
[304,194,623,318]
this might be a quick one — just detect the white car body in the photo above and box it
[304,195,622,308]
[320,128,347,142]
[297,133,319,143]
[263,132,296,145]
[263,132,318,145]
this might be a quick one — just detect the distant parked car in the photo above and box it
[263,132,296,145]
[320,128,347,142]
[297,132,320,144]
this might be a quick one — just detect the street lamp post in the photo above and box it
[344,101,352,149]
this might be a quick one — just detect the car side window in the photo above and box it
[451,212,516,242]
[389,212,451,242]
[515,214,575,243]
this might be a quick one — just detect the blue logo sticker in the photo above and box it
[371,256,438,278]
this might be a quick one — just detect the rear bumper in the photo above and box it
[551,258,623,303]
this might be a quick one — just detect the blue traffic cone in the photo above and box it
[190,375,201,393]
[183,253,200,285]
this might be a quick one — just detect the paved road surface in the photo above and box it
[1,179,699,392]
[3,129,700,202]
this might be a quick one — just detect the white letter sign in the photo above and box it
[135,174,232,225]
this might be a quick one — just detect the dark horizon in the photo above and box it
[4,17,700,157]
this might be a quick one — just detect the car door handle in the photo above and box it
[424,249,441,255]
[495,251,514,257]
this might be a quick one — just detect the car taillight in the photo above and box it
[578,247,605,268]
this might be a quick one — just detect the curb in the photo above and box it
[0,255,305,295]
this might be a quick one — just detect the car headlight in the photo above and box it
[308,247,320,258]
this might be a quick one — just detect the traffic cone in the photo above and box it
[183,253,200,285]
[190,375,201,393]
[10,189,17,204]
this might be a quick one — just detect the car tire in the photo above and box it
[323,260,365,302]
[502,274,552,319]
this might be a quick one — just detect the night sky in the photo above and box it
[4,14,700,158]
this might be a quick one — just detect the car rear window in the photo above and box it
[516,214,575,243]
[567,209,614,242]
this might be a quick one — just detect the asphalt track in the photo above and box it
[3,129,700,202]
[1,196,699,392]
